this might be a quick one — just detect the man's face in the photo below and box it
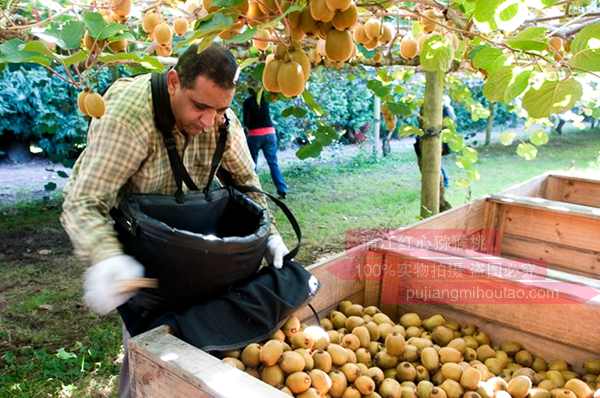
[167,70,235,136]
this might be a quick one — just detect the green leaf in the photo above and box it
[411,22,423,38]
[522,78,582,119]
[356,44,376,59]
[506,27,548,51]
[224,28,256,44]
[238,56,259,70]
[0,38,52,66]
[59,50,88,66]
[473,0,503,30]
[282,106,308,118]
[212,0,244,8]
[470,45,507,73]
[483,66,513,102]
[386,101,412,117]
[570,23,600,54]
[530,130,549,146]
[44,182,57,192]
[194,13,235,36]
[399,125,423,137]
[98,53,164,71]
[83,11,107,39]
[315,124,338,146]
[23,41,54,58]
[504,69,531,102]
[296,141,322,159]
[499,131,516,145]
[569,49,600,72]
[366,80,391,98]
[442,131,465,152]
[302,90,324,116]
[51,20,85,50]
[56,348,77,360]
[420,34,454,72]
[516,142,537,160]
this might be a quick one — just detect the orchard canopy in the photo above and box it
[1,0,599,215]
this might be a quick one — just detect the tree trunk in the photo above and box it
[420,71,444,219]
[485,102,495,146]
[373,96,381,160]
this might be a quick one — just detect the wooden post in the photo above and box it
[373,95,381,160]
[485,102,495,146]
[420,71,444,218]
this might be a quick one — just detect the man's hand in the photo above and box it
[266,234,289,269]
[84,255,144,315]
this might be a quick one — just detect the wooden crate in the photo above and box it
[129,173,600,397]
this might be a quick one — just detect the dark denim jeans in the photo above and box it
[247,133,288,195]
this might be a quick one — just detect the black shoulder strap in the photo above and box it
[204,116,229,195]
[150,72,199,203]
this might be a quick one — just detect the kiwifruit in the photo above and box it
[379,23,393,44]
[474,331,490,346]
[345,347,357,364]
[342,386,362,398]
[329,330,341,344]
[430,386,448,398]
[407,337,433,350]
[310,0,335,23]
[369,341,384,356]
[338,300,353,314]
[142,12,161,33]
[397,362,417,382]
[401,386,417,398]
[365,321,380,341]
[111,0,131,17]
[357,362,369,374]
[329,369,348,398]
[564,379,593,398]
[325,29,353,62]
[368,366,385,384]
[460,366,482,390]
[108,39,127,52]
[354,375,376,394]
[344,304,363,317]
[296,387,319,398]
[262,54,281,92]
[299,6,319,35]
[464,392,482,398]
[403,345,419,362]
[463,336,479,350]
[547,370,566,388]
[313,350,333,372]
[549,36,563,52]
[539,380,558,391]
[399,36,418,59]
[417,380,434,398]
[290,331,313,349]
[530,388,553,398]
[319,318,334,331]
[363,18,381,41]
[439,347,462,364]
[415,365,430,382]
[364,306,380,316]
[241,343,261,368]
[513,367,536,381]
[551,388,578,398]
[584,360,600,375]
[332,4,357,31]
[373,313,393,325]
[561,371,578,382]
[261,365,285,387]
[499,341,521,356]
[379,323,395,340]
[386,332,406,356]
[515,350,533,367]
[286,371,312,394]
[507,375,532,398]
[295,349,314,371]
[345,316,365,330]
[462,325,477,336]
[421,347,440,371]
[222,357,245,370]
[341,363,361,383]
[353,24,368,44]
[223,349,240,358]
[375,350,399,370]
[380,378,401,398]
[308,368,332,394]
[476,345,496,362]
[356,348,372,366]
[288,48,311,81]
[77,91,89,115]
[440,363,462,381]
[246,0,266,27]
[398,313,421,328]
[153,23,172,45]
[440,380,463,398]
[432,326,454,346]
[485,357,505,375]
[329,344,348,366]
[548,360,570,372]
[341,333,360,351]
[271,329,285,341]
[260,340,283,366]
[155,43,172,56]
[280,351,306,374]
[420,9,438,33]
[84,92,105,118]
[282,316,301,337]
[325,0,351,11]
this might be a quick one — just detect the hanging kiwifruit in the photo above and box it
[325,29,353,62]
[262,54,282,93]
[332,4,357,31]
[277,61,305,98]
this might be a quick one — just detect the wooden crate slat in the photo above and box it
[500,172,549,197]
[129,326,288,398]
[491,194,600,221]
[544,174,600,208]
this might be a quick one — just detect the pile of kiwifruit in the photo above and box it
[221,301,600,398]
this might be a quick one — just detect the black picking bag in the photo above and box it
[115,72,319,351]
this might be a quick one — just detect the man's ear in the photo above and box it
[166,69,179,96]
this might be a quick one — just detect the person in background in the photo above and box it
[242,88,288,199]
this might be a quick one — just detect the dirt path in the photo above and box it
[0,125,532,206]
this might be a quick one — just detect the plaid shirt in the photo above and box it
[61,74,275,264]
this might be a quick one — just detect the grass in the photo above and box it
[1,127,599,397]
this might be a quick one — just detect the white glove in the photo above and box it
[83,255,144,315]
[266,234,289,269]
